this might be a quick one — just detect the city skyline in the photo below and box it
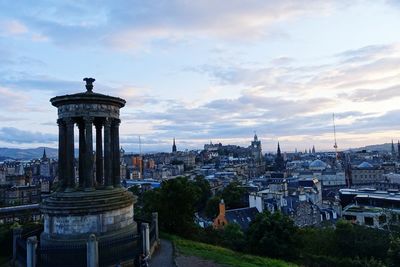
[1,1,400,152]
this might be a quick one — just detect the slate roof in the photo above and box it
[225,207,259,230]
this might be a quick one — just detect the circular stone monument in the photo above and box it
[40,78,139,266]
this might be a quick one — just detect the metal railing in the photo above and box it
[14,215,159,267]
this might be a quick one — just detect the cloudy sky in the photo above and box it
[1,0,400,153]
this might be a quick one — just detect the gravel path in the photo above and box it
[149,239,175,267]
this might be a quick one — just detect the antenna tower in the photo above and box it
[333,113,338,159]
[139,136,142,179]
[139,136,142,156]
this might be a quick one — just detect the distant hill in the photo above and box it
[0,147,58,160]
[350,142,396,152]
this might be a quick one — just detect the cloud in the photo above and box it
[0,86,29,110]
[340,84,400,102]
[0,127,57,144]
[187,43,400,101]
[0,0,340,50]
[0,20,28,35]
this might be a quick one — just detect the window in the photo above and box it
[364,217,373,226]
[345,215,356,221]
[379,215,386,224]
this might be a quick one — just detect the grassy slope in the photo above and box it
[164,234,298,267]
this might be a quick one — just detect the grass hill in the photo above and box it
[164,233,297,267]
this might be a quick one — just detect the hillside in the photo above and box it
[0,147,57,160]
[350,142,394,152]
[165,234,297,267]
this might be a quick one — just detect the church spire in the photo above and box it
[275,142,285,171]
[277,142,281,156]
[392,139,396,155]
[172,138,177,153]
[397,140,400,160]
[42,148,47,160]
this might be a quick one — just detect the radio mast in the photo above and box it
[332,113,338,159]
[139,136,142,179]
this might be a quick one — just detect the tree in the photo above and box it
[192,176,212,212]
[334,220,389,260]
[247,211,298,259]
[222,181,246,209]
[388,236,400,267]
[142,177,200,236]
[221,223,245,251]
[334,219,356,258]
[205,196,221,219]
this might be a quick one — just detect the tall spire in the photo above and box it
[312,145,315,154]
[172,137,177,153]
[275,142,285,171]
[42,148,47,160]
[398,140,400,160]
[392,139,396,155]
[277,142,281,156]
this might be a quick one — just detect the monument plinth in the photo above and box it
[40,78,139,266]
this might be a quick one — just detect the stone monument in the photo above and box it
[40,78,139,266]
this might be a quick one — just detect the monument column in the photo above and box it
[65,118,75,192]
[78,121,85,188]
[111,119,121,187]
[57,119,66,190]
[84,116,94,191]
[103,118,113,188]
[95,121,103,186]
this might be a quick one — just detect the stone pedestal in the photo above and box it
[40,188,138,266]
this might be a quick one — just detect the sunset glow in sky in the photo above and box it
[1,1,400,152]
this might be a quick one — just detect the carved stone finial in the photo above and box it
[83,77,95,93]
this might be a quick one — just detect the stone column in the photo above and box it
[141,223,150,257]
[86,234,99,267]
[111,119,121,187]
[84,116,94,191]
[26,236,38,267]
[95,122,103,186]
[78,121,85,188]
[152,212,159,243]
[103,118,113,189]
[65,118,75,192]
[12,227,22,264]
[57,119,66,190]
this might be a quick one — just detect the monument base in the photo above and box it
[39,188,140,267]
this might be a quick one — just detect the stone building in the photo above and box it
[351,162,384,185]
[0,184,40,206]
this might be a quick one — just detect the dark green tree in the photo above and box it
[221,223,245,251]
[388,236,400,267]
[192,176,212,212]
[204,196,221,219]
[142,177,200,236]
[221,181,246,209]
[334,220,389,260]
[334,220,356,258]
[247,211,298,259]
